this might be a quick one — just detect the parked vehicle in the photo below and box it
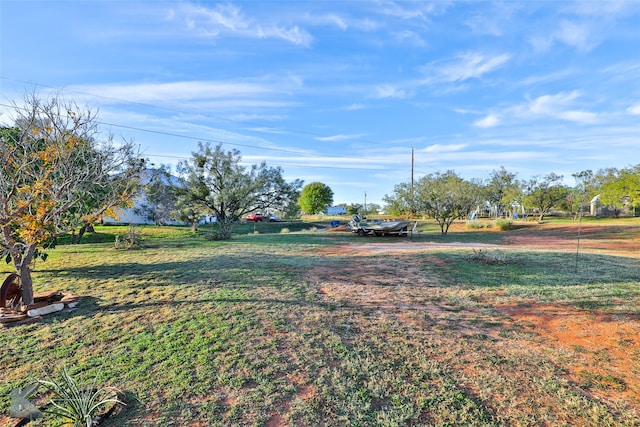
[268,214,281,222]
[244,212,266,222]
[347,215,416,237]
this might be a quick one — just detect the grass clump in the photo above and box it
[493,218,513,230]
[468,248,510,265]
[280,227,290,234]
[466,220,492,229]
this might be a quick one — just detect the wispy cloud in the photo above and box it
[172,3,313,46]
[373,84,412,99]
[529,10,625,53]
[475,91,600,127]
[464,3,521,36]
[344,103,365,111]
[375,0,446,21]
[526,91,598,123]
[474,114,500,128]
[627,103,640,115]
[422,143,468,153]
[302,13,348,30]
[422,52,511,84]
[70,81,277,103]
[315,133,367,142]
[392,30,426,46]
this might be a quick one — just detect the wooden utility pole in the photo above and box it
[410,148,415,215]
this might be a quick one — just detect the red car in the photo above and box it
[244,212,266,222]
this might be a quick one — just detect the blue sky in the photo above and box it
[1,1,640,206]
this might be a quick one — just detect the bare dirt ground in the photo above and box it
[311,222,640,414]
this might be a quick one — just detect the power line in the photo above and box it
[97,120,317,156]
[0,101,384,171]
[0,75,396,153]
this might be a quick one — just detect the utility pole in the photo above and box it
[364,190,367,216]
[411,148,415,215]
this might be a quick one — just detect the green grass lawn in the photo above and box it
[1,219,639,426]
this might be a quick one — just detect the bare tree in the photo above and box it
[0,92,141,305]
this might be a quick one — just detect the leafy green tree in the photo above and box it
[345,204,361,216]
[172,194,208,231]
[0,93,141,305]
[598,165,640,216]
[567,169,598,219]
[177,142,301,239]
[361,203,381,216]
[298,182,334,214]
[414,171,482,234]
[524,173,570,221]
[484,166,522,218]
[383,182,414,216]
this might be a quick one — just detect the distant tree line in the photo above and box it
[383,165,640,234]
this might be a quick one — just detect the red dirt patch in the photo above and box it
[497,302,640,406]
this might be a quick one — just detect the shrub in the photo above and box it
[23,367,125,426]
[494,219,513,231]
[468,248,508,265]
[280,228,290,234]
[114,225,142,249]
[466,220,485,229]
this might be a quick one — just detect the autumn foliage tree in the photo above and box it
[0,93,141,305]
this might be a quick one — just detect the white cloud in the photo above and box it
[303,13,348,30]
[555,20,596,52]
[315,133,367,142]
[345,103,365,111]
[177,3,312,46]
[423,143,468,153]
[69,81,277,104]
[187,3,250,31]
[258,25,312,46]
[473,91,601,127]
[464,3,520,36]
[373,84,412,99]
[422,52,511,84]
[525,91,598,123]
[627,104,640,115]
[393,30,426,46]
[474,114,500,128]
[528,91,580,115]
[377,1,430,20]
[557,110,598,123]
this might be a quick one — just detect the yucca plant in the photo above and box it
[37,367,124,427]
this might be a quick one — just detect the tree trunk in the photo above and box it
[439,222,447,235]
[217,221,233,240]
[16,245,37,305]
[76,223,89,243]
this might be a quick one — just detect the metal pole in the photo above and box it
[364,190,367,215]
